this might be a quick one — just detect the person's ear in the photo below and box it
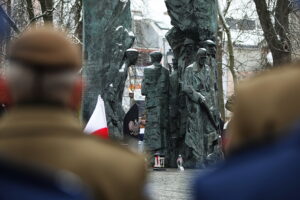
[0,76,13,107]
[69,77,84,111]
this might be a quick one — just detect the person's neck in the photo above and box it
[17,101,67,109]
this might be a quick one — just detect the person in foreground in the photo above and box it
[193,64,300,200]
[0,26,147,200]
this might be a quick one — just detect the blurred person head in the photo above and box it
[227,63,300,155]
[4,25,82,110]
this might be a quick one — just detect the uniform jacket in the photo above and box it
[0,106,147,200]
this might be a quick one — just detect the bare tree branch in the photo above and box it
[253,0,291,66]
[218,2,238,89]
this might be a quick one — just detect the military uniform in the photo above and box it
[0,106,147,200]
[183,62,218,167]
[141,54,169,156]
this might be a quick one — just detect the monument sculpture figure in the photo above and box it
[105,49,139,139]
[165,0,218,34]
[169,59,180,138]
[178,38,198,78]
[203,40,222,134]
[169,59,180,166]
[83,0,134,140]
[165,0,219,168]
[181,48,218,167]
[142,51,169,160]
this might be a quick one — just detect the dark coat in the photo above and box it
[193,124,300,200]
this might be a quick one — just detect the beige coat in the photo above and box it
[0,106,147,200]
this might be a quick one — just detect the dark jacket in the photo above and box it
[193,124,300,200]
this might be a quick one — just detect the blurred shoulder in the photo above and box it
[238,65,300,95]
[77,136,146,169]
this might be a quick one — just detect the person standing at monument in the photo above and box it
[142,51,169,164]
[0,26,147,200]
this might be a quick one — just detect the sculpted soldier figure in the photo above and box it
[178,38,198,78]
[203,40,220,127]
[169,58,180,138]
[169,59,180,166]
[181,48,218,167]
[163,0,219,168]
[106,49,139,140]
[203,40,224,154]
[203,40,218,102]
[142,51,169,157]
[177,38,199,145]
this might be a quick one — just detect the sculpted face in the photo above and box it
[211,47,216,57]
[185,44,195,55]
[125,49,139,66]
[172,58,178,71]
[203,40,216,56]
[150,51,163,65]
[196,48,207,66]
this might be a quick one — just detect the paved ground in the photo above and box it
[147,169,201,200]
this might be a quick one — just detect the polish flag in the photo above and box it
[84,95,109,139]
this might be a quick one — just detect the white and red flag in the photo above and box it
[84,95,109,139]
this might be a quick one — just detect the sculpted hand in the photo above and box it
[180,82,192,94]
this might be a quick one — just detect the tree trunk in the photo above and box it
[25,0,35,21]
[253,0,291,66]
[74,0,82,42]
[38,0,53,23]
[216,25,225,120]
[218,3,238,90]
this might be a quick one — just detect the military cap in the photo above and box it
[7,26,81,70]
[150,51,163,63]
[203,40,216,47]
[183,38,195,45]
[197,48,207,57]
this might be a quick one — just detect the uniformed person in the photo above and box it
[0,26,147,200]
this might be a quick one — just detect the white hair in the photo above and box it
[4,62,79,105]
